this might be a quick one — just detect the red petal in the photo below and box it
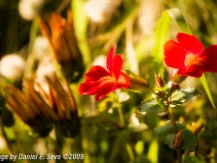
[112,54,122,80]
[79,81,99,95]
[178,66,203,78]
[117,73,130,88]
[96,83,115,100]
[201,45,217,72]
[85,66,110,81]
[106,47,123,80]
[164,40,186,68]
[106,47,114,73]
[177,32,203,54]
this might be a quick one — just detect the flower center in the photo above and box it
[184,53,204,68]
[98,76,116,88]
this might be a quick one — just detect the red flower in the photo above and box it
[164,32,217,77]
[79,47,130,100]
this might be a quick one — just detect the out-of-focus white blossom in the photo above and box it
[92,55,106,67]
[138,0,165,35]
[18,0,44,20]
[0,54,25,82]
[35,56,56,94]
[85,0,121,23]
[130,113,140,126]
[0,137,7,151]
[32,36,51,60]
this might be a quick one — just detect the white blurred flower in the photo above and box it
[0,54,25,82]
[118,91,130,102]
[130,113,140,126]
[18,0,44,20]
[35,56,56,94]
[33,139,47,154]
[92,55,106,67]
[32,36,51,60]
[0,137,7,150]
[138,0,165,35]
[85,0,121,23]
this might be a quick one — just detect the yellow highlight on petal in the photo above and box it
[184,54,203,67]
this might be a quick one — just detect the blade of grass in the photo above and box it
[166,8,191,34]
[200,74,216,108]
[71,0,91,65]
[25,18,39,77]
[151,8,191,68]
[151,10,171,67]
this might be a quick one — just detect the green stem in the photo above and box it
[177,149,182,163]
[166,83,179,132]
[56,0,71,13]
[117,107,125,128]
[126,143,135,161]
[81,126,90,163]
[0,121,13,153]
[167,84,182,162]
[25,17,39,78]
[165,103,182,163]
[166,107,177,132]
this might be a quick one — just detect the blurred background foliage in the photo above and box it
[0,0,217,163]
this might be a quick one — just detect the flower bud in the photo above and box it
[126,70,150,90]
[171,69,187,84]
[39,12,85,82]
[173,130,183,149]
[4,75,80,137]
[85,0,121,23]
[154,73,165,88]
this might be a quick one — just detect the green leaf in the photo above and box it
[154,121,185,137]
[155,123,196,151]
[160,128,196,151]
[165,133,176,149]
[170,88,199,105]
[139,99,164,114]
[144,112,159,128]
[154,122,173,137]
[200,74,216,108]
[183,155,206,163]
[181,129,197,151]
[151,9,172,67]
[166,8,191,33]
[71,0,91,64]
[165,129,196,151]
